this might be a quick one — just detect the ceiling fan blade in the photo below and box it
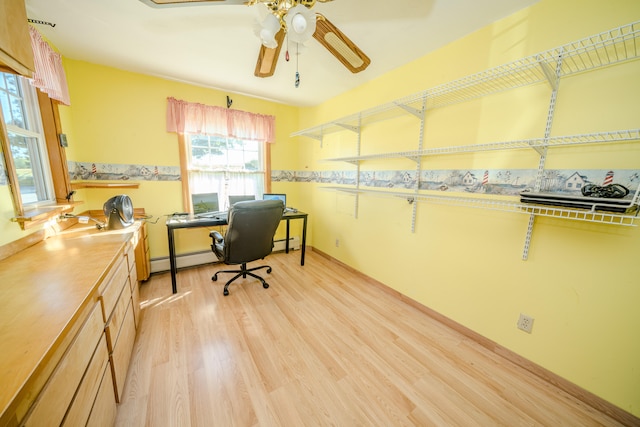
[254,29,285,78]
[313,14,370,74]
[139,0,247,8]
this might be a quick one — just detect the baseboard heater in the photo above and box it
[150,236,301,274]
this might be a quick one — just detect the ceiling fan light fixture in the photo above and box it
[259,13,281,48]
[291,13,307,33]
[285,4,316,44]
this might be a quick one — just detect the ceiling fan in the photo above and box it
[139,0,370,79]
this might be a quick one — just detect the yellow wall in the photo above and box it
[0,0,638,417]
[56,60,300,257]
[296,0,640,416]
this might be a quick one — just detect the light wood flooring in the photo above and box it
[115,250,625,426]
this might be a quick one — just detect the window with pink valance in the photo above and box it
[28,26,71,106]
[166,97,276,143]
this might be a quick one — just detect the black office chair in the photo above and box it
[210,199,284,296]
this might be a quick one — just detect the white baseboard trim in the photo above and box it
[151,251,218,273]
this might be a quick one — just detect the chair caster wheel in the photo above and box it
[266,267,272,274]
[263,282,269,289]
[223,289,229,296]
[212,274,218,281]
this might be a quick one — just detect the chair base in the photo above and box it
[212,262,272,296]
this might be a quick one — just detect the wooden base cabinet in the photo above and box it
[1,222,143,427]
[62,335,112,427]
[86,365,117,427]
[134,221,151,282]
[100,242,139,403]
[22,303,106,426]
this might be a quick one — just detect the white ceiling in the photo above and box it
[25,0,538,107]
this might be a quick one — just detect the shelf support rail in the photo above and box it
[335,123,360,133]
[538,55,560,91]
[410,97,428,233]
[394,101,425,119]
[523,50,564,260]
[354,114,362,219]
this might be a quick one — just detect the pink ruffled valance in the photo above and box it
[166,97,275,143]
[29,27,71,106]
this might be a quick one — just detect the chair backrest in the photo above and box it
[223,199,284,264]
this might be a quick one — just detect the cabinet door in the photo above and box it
[0,0,35,76]
[98,254,129,323]
[85,363,117,427]
[134,222,151,281]
[62,334,110,427]
[109,300,136,402]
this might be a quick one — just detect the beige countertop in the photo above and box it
[0,223,139,424]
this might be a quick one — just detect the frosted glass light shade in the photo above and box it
[259,13,281,48]
[285,5,315,44]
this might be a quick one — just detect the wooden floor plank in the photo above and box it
[116,251,626,426]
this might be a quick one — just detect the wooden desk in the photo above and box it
[166,211,308,294]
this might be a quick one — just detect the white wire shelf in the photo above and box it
[292,21,640,141]
[322,186,639,226]
[321,129,640,163]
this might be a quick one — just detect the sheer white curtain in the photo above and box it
[190,171,264,211]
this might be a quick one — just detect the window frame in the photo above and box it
[0,73,72,228]
[177,133,272,212]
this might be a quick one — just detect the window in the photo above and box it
[0,72,55,208]
[187,134,265,211]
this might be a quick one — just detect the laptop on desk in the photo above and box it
[263,193,297,213]
[263,193,286,205]
[191,192,227,218]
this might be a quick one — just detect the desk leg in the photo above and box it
[301,215,307,266]
[285,218,290,254]
[168,227,178,294]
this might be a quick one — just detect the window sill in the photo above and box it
[71,181,140,189]
[11,202,80,230]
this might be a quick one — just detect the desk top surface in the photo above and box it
[166,210,307,229]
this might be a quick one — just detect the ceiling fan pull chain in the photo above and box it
[295,43,300,88]
[286,33,290,62]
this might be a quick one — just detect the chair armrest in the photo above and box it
[210,230,223,243]
[210,230,225,260]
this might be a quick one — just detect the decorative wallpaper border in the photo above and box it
[16,162,630,200]
[273,169,640,197]
[68,161,181,181]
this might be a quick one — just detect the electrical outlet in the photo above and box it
[517,313,534,333]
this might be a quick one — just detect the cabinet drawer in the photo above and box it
[104,278,132,353]
[62,334,109,427]
[98,254,128,323]
[85,361,117,427]
[125,242,135,274]
[109,300,136,402]
[23,302,104,427]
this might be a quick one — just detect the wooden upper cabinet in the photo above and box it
[0,0,34,77]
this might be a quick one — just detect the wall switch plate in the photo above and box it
[517,313,534,333]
